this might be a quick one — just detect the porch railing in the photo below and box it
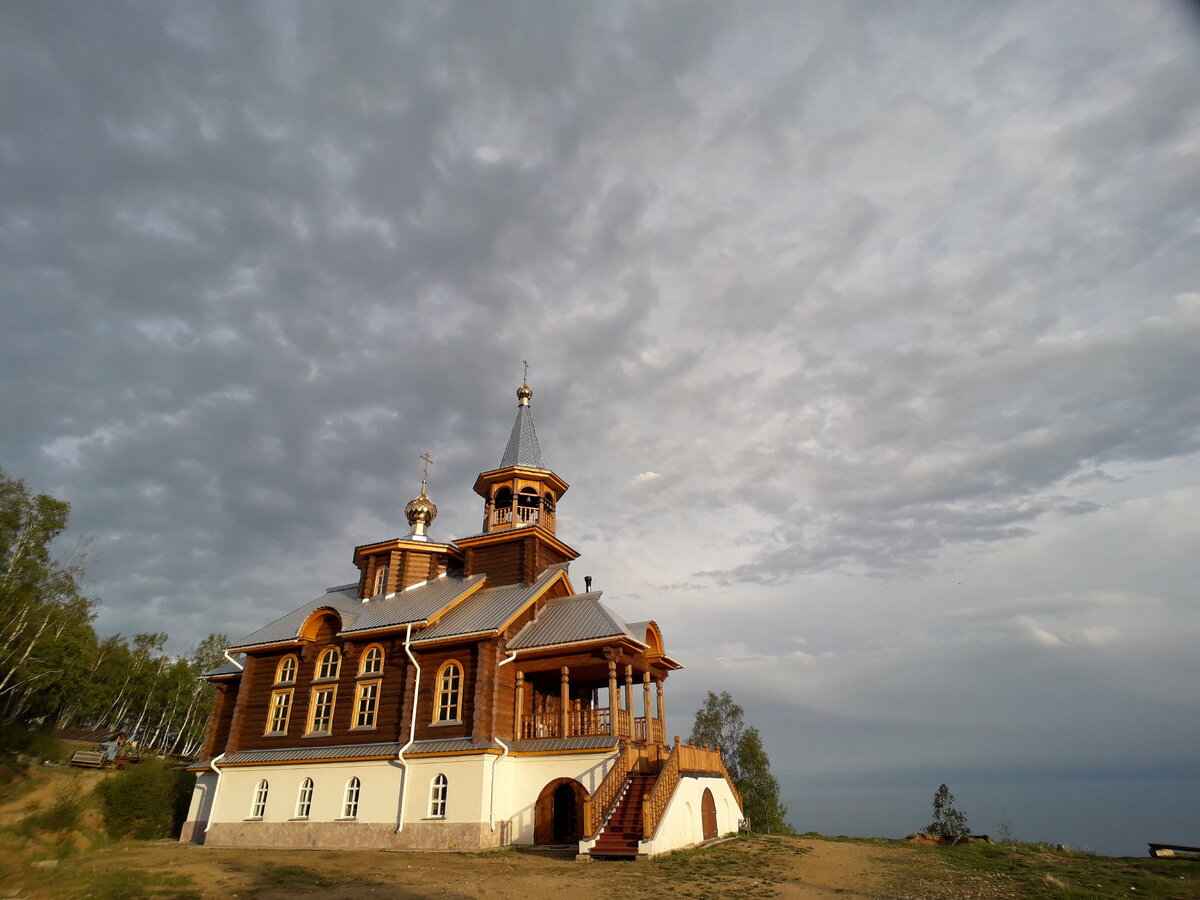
[520,710,661,741]
[642,737,740,841]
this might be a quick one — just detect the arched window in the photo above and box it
[359,645,384,676]
[317,648,341,680]
[276,655,298,684]
[251,779,269,819]
[434,661,462,723]
[543,492,555,514]
[343,777,361,819]
[429,774,447,818]
[494,487,513,507]
[373,565,389,596]
[295,778,313,819]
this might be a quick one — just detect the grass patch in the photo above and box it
[66,867,198,900]
[645,834,811,898]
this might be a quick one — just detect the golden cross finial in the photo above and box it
[420,451,433,493]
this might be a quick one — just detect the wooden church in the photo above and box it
[182,382,742,857]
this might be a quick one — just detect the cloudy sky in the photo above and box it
[3,1,1198,850]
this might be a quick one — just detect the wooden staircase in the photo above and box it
[589,773,656,858]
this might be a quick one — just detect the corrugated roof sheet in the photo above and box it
[500,403,544,468]
[202,658,243,678]
[342,574,485,635]
[406,738,499,755]
[413,563,569,644]
[220,743,401,765]
[229,586,362,649]
[507,592,645,650]
[508,736,619,753]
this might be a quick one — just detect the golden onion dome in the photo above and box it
[405,491,437,528]
[516,382,533,405]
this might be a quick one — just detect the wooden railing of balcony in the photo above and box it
[520,709,662,742]
[642,737,740,841]
[583,743,640,839]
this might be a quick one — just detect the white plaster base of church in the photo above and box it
[182,750,741,857]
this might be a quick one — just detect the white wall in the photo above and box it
[638,775,742,857]
[500,751,616,844]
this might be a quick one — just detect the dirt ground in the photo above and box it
[8,832,937,900]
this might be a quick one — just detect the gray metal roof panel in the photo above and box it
[228,586,362,649]
[406,738,499,755]
[202,658,243,678]
[342,574,486,634]
[412,563,569,644]
[507,592,642,650]
[500,404,545,468]
[508,736,619,753]
[221,743,402,765]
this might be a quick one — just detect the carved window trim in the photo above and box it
[358,644,384,677]
[432,660,463,724]
[352,679,381,730]
[265,688,293,735]
[315,647,341,681]
[275,655,298,685]
[306,686,337,735]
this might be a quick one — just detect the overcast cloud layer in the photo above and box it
[3,1,1198,850]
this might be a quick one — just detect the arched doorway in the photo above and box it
[701,788,718,840]
[534,778,588,844]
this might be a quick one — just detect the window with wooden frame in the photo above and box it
[352,680,380,729]
[250,779,269,819]
[306,686,337,735]
[316,647,341,680]
[265,688,293,735]
[373,565,389,596]
[275,654,298,684]
[295,778,313,819]
[358,644,384,676]
[428,773,447,818]
[342,777,361,819]
[433,661,463,723]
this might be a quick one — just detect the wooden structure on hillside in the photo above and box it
[182,380,742,857]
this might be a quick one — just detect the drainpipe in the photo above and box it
[223,650,243,670]
[394,624,420,834]
[489,650,518,832]
[204,753,226,834]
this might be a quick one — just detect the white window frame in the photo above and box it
[250,779,269,819]
[343,776,361,819]
[429,773,447,819]
[295,777,313,819]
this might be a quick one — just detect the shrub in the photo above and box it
[94,758,195,840]
[20,788,84,833]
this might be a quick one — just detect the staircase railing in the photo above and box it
[641,736,743,841]
[583,742,640,839]
[641,736,684,840]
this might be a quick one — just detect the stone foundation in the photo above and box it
[200,819,511,851]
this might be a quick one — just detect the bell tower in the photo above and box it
[472,379,569,535]
[458,377,577,585]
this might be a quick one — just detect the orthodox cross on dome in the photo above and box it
[522,359,529,385]
[420,451,433,494]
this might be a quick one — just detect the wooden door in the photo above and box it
[701,788,718,840]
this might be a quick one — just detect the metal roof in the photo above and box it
[228,586,363,649]
[342,574,486,635]
[220,742,402,765]
[507,592,645,650]
[413,563,569,644]
[500,404,544,468]
[202,658,244,678]
[508,735,619,753]
[406,738,499,755]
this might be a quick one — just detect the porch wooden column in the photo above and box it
[607,661,618,736]
[656,679,666,741]
[514,671,524,740]
[642,672,653,741]
[624,665,634,736]
[560,666,570,738]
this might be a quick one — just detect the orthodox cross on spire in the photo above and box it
[522,359,530,386]
[419,451,433,494]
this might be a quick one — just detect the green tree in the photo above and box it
[690,691,794,835]
[925,783,970,839]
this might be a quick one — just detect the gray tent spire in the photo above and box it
[500,379,545,468]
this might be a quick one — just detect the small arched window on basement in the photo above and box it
[429,774,448,818]
[342,777,361,819]
[295,778,313,819]
[251,779,269,819]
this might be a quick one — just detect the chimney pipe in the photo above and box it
[584,575,592,592]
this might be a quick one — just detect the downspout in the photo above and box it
[204,753,225,834]
[223,650,243,670]
[395,624,420,834]
[489,650,518,831]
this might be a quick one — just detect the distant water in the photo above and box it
[783,779,1200,857]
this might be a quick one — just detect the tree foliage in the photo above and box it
[690,690,794,835]
[925,783,970,838]
[0,467,224,757]
[95,757,196,839]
